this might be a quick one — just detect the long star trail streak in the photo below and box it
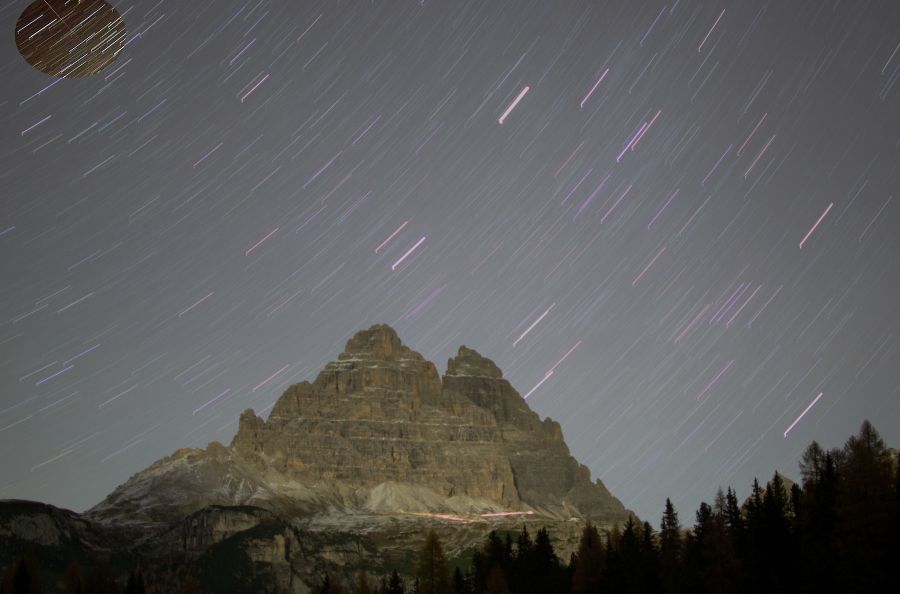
[784,393,824,438]
[193,389,231,415]
[240,73,269,102]
[513,303,556,347]
[391,236,426,270]
[632,246,666,286]
[498,86,530,124]
[580,69,609,108]
[245,227,279,256]
[177,292,215,318]
[799,203,834,249]
[698,9,725,52]
[697,360,735,402]
[523,371,554,400]
[252,365,290,392]
[375,220,409,253]
[737,113,767,156]
[21,115,51,136]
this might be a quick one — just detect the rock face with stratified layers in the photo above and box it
[88,325,630,527]
[225,324,627,522]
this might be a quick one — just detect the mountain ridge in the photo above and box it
[88,324,630,528]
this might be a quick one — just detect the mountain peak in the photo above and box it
[446,345,503,379]
[91,324,631,532]
[339,323,414,362]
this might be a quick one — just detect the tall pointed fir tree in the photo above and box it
[659,498,682,594]
[384,570,406,594]
[450,567,467,594]
[570,522,604,594]
[839,420,894,589]
[415,530,452,594]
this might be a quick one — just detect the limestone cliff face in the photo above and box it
[89,324,630,529]
[227,324,628,524]
[231,325,519,507]
[442,345,625,520]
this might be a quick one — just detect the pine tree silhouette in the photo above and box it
[659,498,682,594]
[415,530,452,594]
[570,522,603,594]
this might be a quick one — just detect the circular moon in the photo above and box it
[15,0,126,78]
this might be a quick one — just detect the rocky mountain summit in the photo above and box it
[2,325,631,592]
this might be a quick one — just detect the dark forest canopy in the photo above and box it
[3,420,898,594]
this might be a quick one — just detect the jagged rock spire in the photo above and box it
[339,324,421,362]
[446,346,503,379]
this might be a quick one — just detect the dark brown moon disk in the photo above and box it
[15,0,126,78]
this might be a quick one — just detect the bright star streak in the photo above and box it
[245,227,279,256]
[799,202,834,249]
[523,371,553,400]
[177,292,214,318]
[375,220,409,253]
[498,86,530,125]
[580,69,609,109]
[252,365,290,392]
[784,392,823,437]
[513,303,556,347]
[698,9,725,52]
[550,341,583,372]
[391,236,426,270]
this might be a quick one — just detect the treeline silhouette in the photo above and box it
[3,421,896,593]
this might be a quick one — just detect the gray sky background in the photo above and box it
[1,0,899,522]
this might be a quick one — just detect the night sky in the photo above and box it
[2,0,899,523]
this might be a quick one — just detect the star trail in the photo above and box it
[1,0,899,522]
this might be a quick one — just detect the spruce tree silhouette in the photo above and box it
[570,522,603,594]
[659,498,682,594]
[384,569,405,594]
[415,530,452,594]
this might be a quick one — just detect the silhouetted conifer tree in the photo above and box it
[659,498,682,594]
[759,473,793,590]
[606,517,644,594]
[483,567,510,594]
[706,499,740,594]
[415,530,452,594]
[797,449,840,592]
[468,550,487,594]
[6,555,41,594]
[838,420,893,591]
[522,526,565,594]
[383,570,406,594]
[470,530,510,594]
[800,441,825,487]
[570,522,603,594]
[723,488,743,540]
[450,567,467,594]
[506,526,532,594]
[640,521,662,594]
